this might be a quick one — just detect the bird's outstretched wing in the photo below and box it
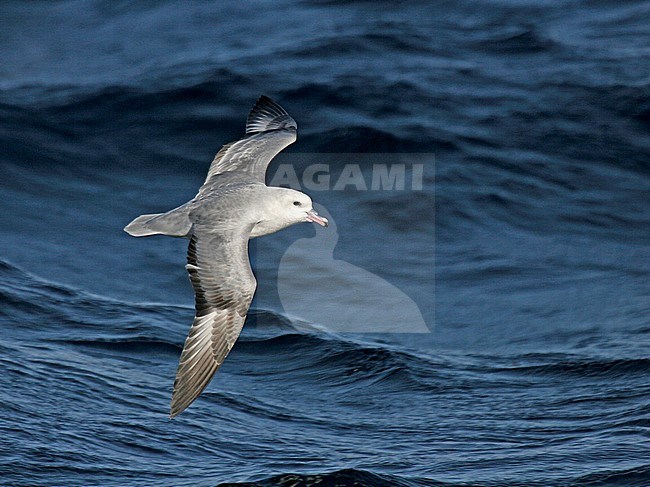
[198,96,297,193]
[170,226,256,418]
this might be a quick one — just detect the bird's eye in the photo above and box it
[293,201,301,206]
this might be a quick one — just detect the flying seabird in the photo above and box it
[124,96,328,418]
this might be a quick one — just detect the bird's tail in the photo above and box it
[124,205,192,238]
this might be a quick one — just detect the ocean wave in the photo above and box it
[572,464,650,486]
[283,28,437,58]
[61,337,181,355]
[490,357,650,378]
[284,80,423,119]
[0,259,438,392]
[476,25,557,54]
[300,125,448,152]
[594,81,650,128]
[234,331,444,395]
[218,468,437,487]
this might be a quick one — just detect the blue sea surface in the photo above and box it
[1,1,649,485]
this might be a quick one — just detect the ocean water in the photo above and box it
[1,1,649,485]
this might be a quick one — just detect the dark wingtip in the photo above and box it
[255,94,279,110]
[257,94,274,104]
[246,95,296,134]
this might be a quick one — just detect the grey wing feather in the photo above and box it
[170,228,256,418]
[198,96,297,192]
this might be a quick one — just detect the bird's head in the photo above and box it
[280,188,328,227]
[261,187,328,231]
